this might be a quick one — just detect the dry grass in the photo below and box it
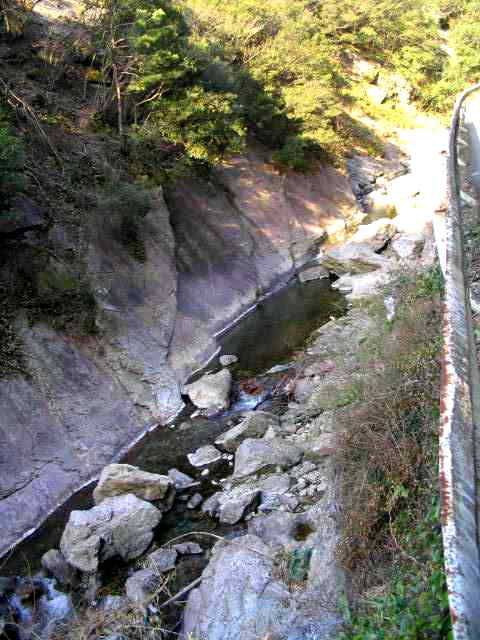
[335,266,442,591]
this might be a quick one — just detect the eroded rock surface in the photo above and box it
[0,153,359,558]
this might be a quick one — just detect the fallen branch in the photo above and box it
[0,77,64,172]
[157,576,203,610]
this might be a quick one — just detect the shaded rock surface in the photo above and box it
[145,548,177,573]
[298,264,329,283]
[215,411,279,453]
[218,489,261,524]
[0,195,49,236]
[182,535,340,640]
[41,550,77,587]
[182,535,291,640]
[0,153,359,557]
[125,569,162,606]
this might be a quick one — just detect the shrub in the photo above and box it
[0,107,25,214]
[97,181,152,261]
[0,0,31,36]
[335,265,449,638]
[151,86,246,162]
[273,136,322,172]
[339,499,451,640]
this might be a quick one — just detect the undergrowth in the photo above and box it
[336,264,451,639]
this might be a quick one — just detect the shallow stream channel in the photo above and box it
[1,277,346,636]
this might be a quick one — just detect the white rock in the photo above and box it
[188,445,222,468]
[168,468,195,490]
[184,369,232,412]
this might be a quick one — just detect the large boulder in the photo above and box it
[184,370,232,412]
[93,464,173,505]
[348,218,397,251]
[60,494,161,573]
[215,411,280,453]
[319,243,391,276]
[248,511,303,550]
[234,438,302,478]
[182,535,293,640]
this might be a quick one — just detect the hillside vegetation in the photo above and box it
[1,0,478,191]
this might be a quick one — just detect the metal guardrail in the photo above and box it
[441,83,480,639]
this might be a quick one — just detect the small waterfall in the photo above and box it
[2,578,72,640]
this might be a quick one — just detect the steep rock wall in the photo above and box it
[0,154,357,558]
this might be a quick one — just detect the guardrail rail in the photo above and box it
[441,82,480,639]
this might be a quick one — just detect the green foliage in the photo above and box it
[82,0,480,168]
[0,106,25,214]
[150,86,245,161]
[84,0,452,170]
[392,264,445,300]
[273,136,321,172]
[339,500,451,639]
[336,265,448,638]
[128,2,192,95]
[422,0,480,111]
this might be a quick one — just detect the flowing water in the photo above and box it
[1,277,345,577]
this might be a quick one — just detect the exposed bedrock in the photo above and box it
[0,152,358,558]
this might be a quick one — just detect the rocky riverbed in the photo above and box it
[0,202,438,639]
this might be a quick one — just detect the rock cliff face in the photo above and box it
[0,153,358,558]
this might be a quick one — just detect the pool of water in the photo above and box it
[219,277,346,375]
[1,277,345,576]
